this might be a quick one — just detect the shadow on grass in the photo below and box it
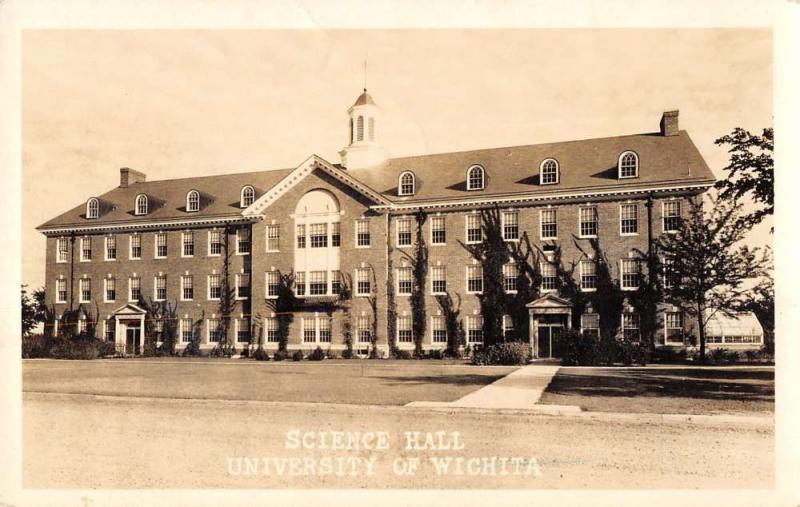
[546,368,774,402]
[371,374,507,387]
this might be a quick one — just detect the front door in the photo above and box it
[537,324,563,359]
[125,325,141,355]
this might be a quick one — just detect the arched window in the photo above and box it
[186,190,200,212]
[398,172,416,196]
[86,198,99,219]
[618,151,639,179]
[540,159,559,185]
[349,118,354,144]
[356,116,364,142]
[240,185,255,207]
[368,117,375,141]
[466,165,485,191]
[135,194,148,216]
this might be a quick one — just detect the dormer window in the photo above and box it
[618,151,639,179]
[86,198,99,219]
[186,190,200,212]
[398,172,416,196]
[135,194,148,216]
[466,165,485,191]
[240,185,255,207]
[540,159,559,185]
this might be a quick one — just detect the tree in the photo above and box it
[714,127,773,230]
[21,286,48,335]
[738,248,774,354]
[657,195,767,361]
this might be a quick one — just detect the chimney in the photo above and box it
[660,110,679,136]
[119,167,146,188]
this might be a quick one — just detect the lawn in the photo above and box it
[539,366,774,415]
[22,358,517,406]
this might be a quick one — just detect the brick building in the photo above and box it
[37,91,718,357]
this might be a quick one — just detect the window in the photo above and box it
[618,151,639,178]
[540,159,559,185]
[662,256,680,289]
[208,274,221,300]
[55,279,67,303]
[265,271,280,299]
[621,258,641,290]
[236,273,250,299]
[155,232,168,258]
[331,270,342,295]
[663,201,681,233]
[265,225,280,252]
[579,207,598,237]
[236,318,251,343]
[296,225,306,249]
[104,320,115,342]
[665,312,683,344]
[80,237,92,261]
[186,190,200,212]
[399,172,415,196]
[303,315,327,343]
[620,204,638,235]
[331,223,341,247]
[431,316,447,343]
[78,279,91,303]
[540,209,557,240]
[466,264,483,294]
[182,231,194,257]
[295,272,306,296]
[356,116,364,142]
[541,261,557,292]
[241,186,255,207]
[105,236,117,260]
[135,194,148,215]
[466,165,485,191]
[180,318,193,343]
[397,218,412,247]
[264,317,279,343]
[154,275,167,301]
[57,238,68,263]
[355,219,370,247]
[368,117,375,141]
[357,316,371,343]
[78,318,87,335]
[397,267,412,296]
[181,275,193,301]
[237,228,251,254]
[465,214,482,244]
[503,263,519,293]
[319,316,332,343]
[208,318,222,343]
[397,316,412,343]
[208,230,222,256]
[466,315,483,344]
[129,235,141,259]
[503,315,515,340]
[502,210,519,241]
[581,313,600,338]
[430,216,446,245]
[622,313,640,341]
[129,277,141,301]
[309,271,327,296]
[431,266,447,294]
[309,223,328,248]
[580,260,597,291]
[86,198,99,218]
[355,267,371,296]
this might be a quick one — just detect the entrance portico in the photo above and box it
[111,303,147,355]
[527,294,572,359]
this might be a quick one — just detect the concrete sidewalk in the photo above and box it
[406,364,575,411]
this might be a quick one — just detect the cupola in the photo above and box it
[339,89,387,170]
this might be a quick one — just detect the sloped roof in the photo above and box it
[38,167,294,230]
[350,130,714,203]
[705,311,764,337]
[352,90,376,107]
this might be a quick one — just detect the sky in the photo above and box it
[21,29,773,289]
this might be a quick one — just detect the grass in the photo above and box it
[539,366,774,415]
[22,358,517,406]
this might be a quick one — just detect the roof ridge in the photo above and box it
[123,166,295,186]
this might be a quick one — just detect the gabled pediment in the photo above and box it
[526,293,572,309]
[111,303,147,315]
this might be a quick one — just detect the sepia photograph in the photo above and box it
[2,1,798,506]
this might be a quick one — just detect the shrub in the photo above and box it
[392,349,413,360]
[49,338,109,360]
[428,349,444,360]
[22,334,48,358]
[710,347,728,364]
[724,350,740,365]
[308,346,326,361]
[291,350,304,361]
[557,331,647,366]
[471,342,531,365]
[341,348,354,359]
[253,347,270,361]
[273,350,289,361]
[650,347,688,364]
[744,349,760,362]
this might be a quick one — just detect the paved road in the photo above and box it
[23,392,773,489]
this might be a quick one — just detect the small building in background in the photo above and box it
[704,311,764,350]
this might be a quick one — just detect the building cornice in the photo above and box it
[37,214,257,236]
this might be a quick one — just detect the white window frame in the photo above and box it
[581,313,600,336]
[357,316,372,344]
[182,231,194,258]
[465,213,482,244]
[181,275,194,301]
[355,267,372,297]
[466,264,483,294]
[86,198,99,219]
[664,311,684,344]
[55,279,67,304]
[618,151,639,179]
[56,237,68,263]
[265,271,280,299]
[396,266,412,296]
[208,274,221,301]
[265,224,280,252]
[540,208,557,240]
[236,228,251,255]
[80,237,92,262]
[620,258,641,291]
[235,273,249,300]
[207,318,222,343]
[129,234,142,260]
[79,278,91,303]
[240,185,255,208]
[466,165,485,191]
[355,219,371,248]
[396,316,413,345]
[105,235,117,261]
[180,318,193,344]
[579,260,597,292]
[153,275,167,302]
[235,317,251,344]
[134,194,148,216]
[208,229,222,256]
[398,171,415,196]
[186,190,200,212]
[501,210,520,242]
[503,314,515,340]
[662,200,682,233]
[154,232,168,259]
[539,159,559,185]
[466,315,484,344]
[430,315,447,344]
[396,217,412,248]
[578,206,598,238]
[431,265,447,295]
[128,277,141,302]
[104,277,116,303]
[622,312,640,341]
[540,261,557,292]
[503,262,519,293]
[430,215,446,245]
[264,317,279,343]
[619,203,639,236]
[308,271,328,296]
